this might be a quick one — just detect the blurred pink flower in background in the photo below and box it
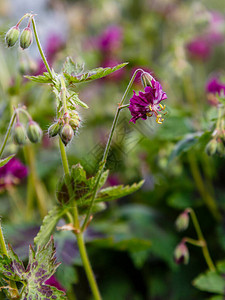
[0,158,28,192]
[34,33,65,75]
[187,11,225,60]
[97,25,123,54]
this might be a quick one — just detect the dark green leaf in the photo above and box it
[93,180,144,204]
[0,155,15,167]
[193,271,225,294]
[34,206,66,248]
[64,62,128,84]
[169,133,203,161]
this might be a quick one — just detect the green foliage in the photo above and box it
[34,206,66,248]
[0,237,66,299]
[56,163,144,208]
[169,132,211,161]
[63,57,128,84]
[193,271,225,294]
[0,155,15,167]
[24,72,53,84]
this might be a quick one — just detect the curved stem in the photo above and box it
[0,112,16,158]
[189,208,216,271]
[31,18,53,79]
[81,69,143,231]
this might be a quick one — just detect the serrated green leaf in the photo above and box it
[62,56,84,75]
[193,271,225,294]
[21,237,66,299]
[0,254,22,281]
[0,155,15,167]
[24,72,53,83]
[91,180,144,204]
[0,238,66,299]
[64,62,128,84]
[34,206,66,248]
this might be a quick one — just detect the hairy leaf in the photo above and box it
[34,206,67,248]
[24,72,53,84]
[56,164,143,211]
[0,237,66,299]
[92,180,145,204]
[64,62,128,84]
[0,154,15,167]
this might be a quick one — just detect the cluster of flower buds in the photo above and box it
[5,18,33,49]
[48,111,81,146]
[13,117,42,146]
[205,129,225,156]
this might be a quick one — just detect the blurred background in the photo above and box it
[1,0,225,299]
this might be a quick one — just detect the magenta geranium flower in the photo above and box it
[129,78,167,124]
[0,158,28,192]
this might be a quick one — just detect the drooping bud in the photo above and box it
[20,27,33,50]
[13,122,27,145]
[175,210,189,232]
[5,26,20,47]
[48,123,61,138]
[141,72,153,88]
[27,120,42,143]
[174,242,189,265]
[205,139,217,156]
[60,124,74,146]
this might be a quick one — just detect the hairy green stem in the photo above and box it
[188,208,216,271]
[31,18,53,79]
[76,233,102,300]
[82,68,144,231]
[0,112,16,158]
[59,138,101,299]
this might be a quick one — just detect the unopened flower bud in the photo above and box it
[216,140,225,156]
[13,122,27,145]
[20,27,33,49]
[174,242,189,265]
[48,123,61,138]
[205,139,217,156]
[141,72,153,88]
[175,211,189,232]
[69,117,80,131]
[5,26,20,47]
[60,124,74,146]
[27,120,42,143]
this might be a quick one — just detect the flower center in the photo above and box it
[146,103,167,124]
